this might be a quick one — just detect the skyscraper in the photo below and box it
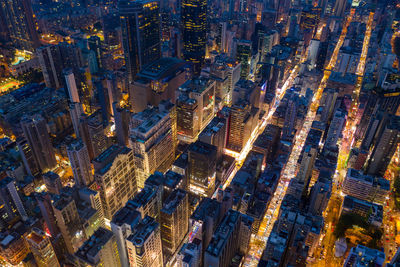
[236,40,252,79]
[113,103,131,147]
[67,139,93,187]
[36,192,60,238]
[64,68,80,103]
[37,45,64,89]
[0,0,40,51]
[367,116,400,176]
[21,114,57,172]
[204,210,244,267]
[42,172,62,195]
[181,0,207,75]
[129,57,188,112]
[126,216,163,267]
[0,177,28,223]
[88,36,103,69]
[16,137,40,176]
[37,43,84,89]
[87,114,108,159]
[227,101,259,152]
[51,191,84,254]
[333,0,347,17]
[69,102,84,138]
[129,106,176,189]
[111,202,141,267]
[93,145,137,220]
[119,0,161,82]
[25,228,60,267]
[160,189,189,261]
[75,227,121,267]
[188,141,217,197]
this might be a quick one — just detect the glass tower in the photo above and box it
[181,0,207,76]
[119,0,161,83]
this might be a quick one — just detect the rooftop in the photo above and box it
[130,107,169,136]
[206,210,240,256]
[137,57,187,81]
[111,202,141,227]
[76,227,114,264]
[127,216,159,247]
[179,77,214,94]
[130,186,158,208]
[188,140,217,156]
[161,189,187,214]
[93,145,131,175]
[191,197,221,222]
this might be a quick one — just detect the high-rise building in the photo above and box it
[69,102,84,138]
[16,137,40,177]
[188,141,217,197]
[179,78,215,128]
[176,95,200,142]
[296,146,317,187]
[64,68,80,103]
[232,79,262,108]
[209,55,241,106]
[144,171,186,201]
[282,94,299,139]
[129,106,176,189]
[300,6,321,30]
[333,0,347,17]
[129,185,162,221]
[21,114,57,172]
[325,109,346,149]
[341,195,383,227]
[0,177,28,223]
[75,227,121,267]
[204,209,242,267]
[119,0,161,82]
[78,112,108,160]
[199,117,227,161]
[343,169,390,205]
[367,116,400,176]
[177,238,202,267]
[51,191,85,254]
[160,189,189,260]
[36,192,60,238]
[37,45,62,88]
[177,77,216,142]
[235,40,252,79]
[93,145,137,220]
[37,43,84,89]
[126,216,164,267]
[308,178,331,215]
[0,231,30,266]
[190,198,221,261]
[78,187,105,227]
[0,0,40,51]
[87,114,108,159]
[181,0,207,75]
[113,103,131,147]
[88,36,103,70]
[111,202,141,267]
[43,171,62,195]
[129,58,188,112]
[25,228,60,267]
[343,245,385,266]
[227,101,259,152]
[67,139,93,187]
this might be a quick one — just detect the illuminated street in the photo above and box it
[242,9,355,266]
[312,10,375,267]
[0,0,397,266]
